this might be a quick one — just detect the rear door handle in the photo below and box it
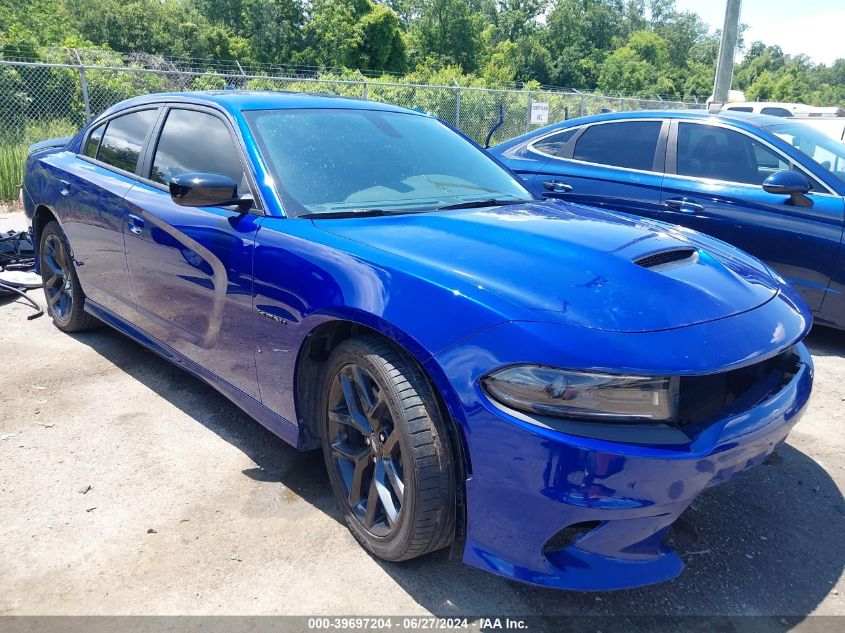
[543,180,573,193]
[665,198,704,213]
[127,214,145,235]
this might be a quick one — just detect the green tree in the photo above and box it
[240,0,305,64]
[545,0,626,88]
[296,0,405,71]
[408,0,485,72]
[597,30,675,97]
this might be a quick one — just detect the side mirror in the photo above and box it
[762,170,813,207]
[169,173,251,210]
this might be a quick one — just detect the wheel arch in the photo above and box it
[32,204,59,242]
[30,204,60,273]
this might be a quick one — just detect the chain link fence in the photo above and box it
[0,58,702,201]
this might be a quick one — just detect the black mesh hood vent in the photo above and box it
[635,248,698,270]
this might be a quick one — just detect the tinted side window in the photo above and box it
[97,109,159,173]
[761,107,793,117]
[573,121,662,170]
[532,128,577,156]
[84,123,105,158]
[151,109,246,189]
[726,106,753,112]
[677,123,788,185]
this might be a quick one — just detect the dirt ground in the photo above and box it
[1,210,844,626]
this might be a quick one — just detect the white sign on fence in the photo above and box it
[530,101,549,124]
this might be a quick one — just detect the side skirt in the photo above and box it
[84,299,302,449]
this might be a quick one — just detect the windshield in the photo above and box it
[768,122,845,183]
[245,108,532,216]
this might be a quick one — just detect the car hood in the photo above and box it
[313,200,779,333]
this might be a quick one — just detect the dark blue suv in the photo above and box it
[490,110,845,329]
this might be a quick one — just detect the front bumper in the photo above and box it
[432,302,813,590]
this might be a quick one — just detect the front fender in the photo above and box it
[251,217,509,430]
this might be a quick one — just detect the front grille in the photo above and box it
[634,248,697,269]
[676,347,801,438]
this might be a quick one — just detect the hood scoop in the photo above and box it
[634,248,699,271]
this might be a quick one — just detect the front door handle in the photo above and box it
[665,198,704,213]
[543,180,573,193]
[127,214,145,235]
[59,180,70,196]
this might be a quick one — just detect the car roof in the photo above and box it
[96,90,422,120]
[559,108,784,128]
[493,108,789,150]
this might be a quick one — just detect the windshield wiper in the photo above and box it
[435,198,529,211]
[298,209,389,219]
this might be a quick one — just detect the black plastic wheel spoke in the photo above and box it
[347,455,370,507]
[383,459,404,504]
[43,252,63,277]
[59,293,71,317]
[331,439,368,463]
[363,479,380,528]
[352,367,386,422]
[382,428,399,455]
[373,460,399,526]
[339,370,372,435]
[53,240,68,269]
[327,406,354,429]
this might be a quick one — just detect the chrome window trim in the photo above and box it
[76,100,268,214]
[527,118,669,177]
[526,124,588,160]
[670,118,839,197]
[77,105,162,180]
[144,103,265,213]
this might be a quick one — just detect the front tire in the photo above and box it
[320,335,456,562]
[39,220,99,332]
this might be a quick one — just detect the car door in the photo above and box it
[122,105,262,400]
[529,119,668,218]
[659,119,844,312]
[58,107,160,320]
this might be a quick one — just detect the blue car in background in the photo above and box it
[491,110,845,329]
[23,92,813,590]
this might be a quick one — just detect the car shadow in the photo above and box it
[70,326,340,522]
[73,326,844,627]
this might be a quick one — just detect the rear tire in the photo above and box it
[320,335,456,562]
[39,220,99,332]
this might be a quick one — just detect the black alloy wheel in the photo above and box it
[41,231,73,323]
[39,221,99,332]
[320,336,456,561]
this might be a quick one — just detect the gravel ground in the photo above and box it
[1,211,844,627]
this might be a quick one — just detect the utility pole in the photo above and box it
[711,0,742,108]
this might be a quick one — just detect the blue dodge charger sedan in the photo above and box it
[490,109,845,329]
[23,92,813,590]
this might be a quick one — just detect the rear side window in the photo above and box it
[726,106,753,112]
[84,123,105,158]
[677,123,789,185]
[573,121,662,170]
[761,107,793,117]
[97,109,159,173]
[531,128,577,156]
[150,109,246,190]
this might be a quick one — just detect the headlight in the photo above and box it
[482,365,678,422]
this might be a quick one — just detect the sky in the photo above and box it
[674,0,844,65]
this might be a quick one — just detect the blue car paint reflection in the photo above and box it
[490,109,845,329]
[23,92,814,590]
